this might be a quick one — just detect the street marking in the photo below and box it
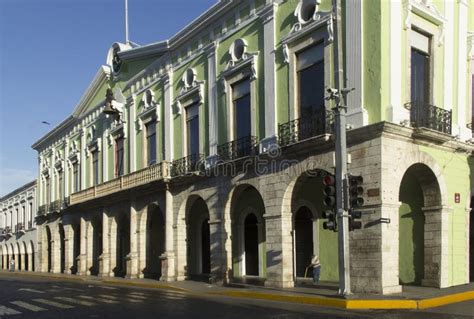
[33,298,75,309]
[0,305,22,315]
[99,286,118,290]
[55,297,96,307]
[127,294,146,299]
[10,301,46,312]
[18,288,45,294]
[79,295,119,304]
[129,292,145,296]
[98,294,119,300]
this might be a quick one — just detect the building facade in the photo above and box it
[31,0,474,294]
[0,180,38,272]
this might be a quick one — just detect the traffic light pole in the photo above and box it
[332,0,351,296]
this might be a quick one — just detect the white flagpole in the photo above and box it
[125,0,129,44]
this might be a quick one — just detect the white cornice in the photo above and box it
[119,41,169,61]
[72,65,110,118]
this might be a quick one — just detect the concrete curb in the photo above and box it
[2,272,474,310]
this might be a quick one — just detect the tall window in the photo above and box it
[186,103,200,156]
[45,176,51,205]
[115,137,124,177]
[92,150,99,186]
[145,122,157,165]
[232,79,251,140]
[297,43,325,118]
[29,202,33,229]
[410,29,431,104]
[73,163,80,193]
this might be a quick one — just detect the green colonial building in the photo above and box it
[31,0,474,294]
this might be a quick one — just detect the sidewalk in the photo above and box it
[2,270,473,310]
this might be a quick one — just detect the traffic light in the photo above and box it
[348,175,364,209]
[322,174,336,208]
[349,209,362,231]
[322,210,337,231]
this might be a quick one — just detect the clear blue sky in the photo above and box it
[0,0,217,197]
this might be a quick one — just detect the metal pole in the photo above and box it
[332,0,351,296]
[125,0,129,44]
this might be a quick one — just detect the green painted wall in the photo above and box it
[399,171,425,285]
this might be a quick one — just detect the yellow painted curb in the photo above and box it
[346,299,417,309]
[418,291,474,309]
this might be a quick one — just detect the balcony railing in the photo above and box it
[217,136,258,162]
[50,200,61,213]
[15,223,25,234]
[28,221,33,229]
[404,102,452,135]
[278,108,334,147]
[171,153,205,177]
[4,226,12,235]
[70,161,169,206]
[38,204,47,216]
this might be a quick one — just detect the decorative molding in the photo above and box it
[222,51,259,81]
[291,0,322,33]
[175,82,204,115]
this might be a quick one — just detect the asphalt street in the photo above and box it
[0,274,473,318]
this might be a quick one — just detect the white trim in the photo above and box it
[457,0,470,140]
[207,43,218,158]
[443,1,454,114]
[163,70,174,161]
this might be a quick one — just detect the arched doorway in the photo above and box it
[72,223,80,274]
[186,197,211,280]
[399,163,441,286]
[289,171,337,283]
[16,243,22,271]
[116,215,130,277]
[145,205,165,279]
[46,226,52,272]
[23,242,29,271]
[30,241,35,272]
[0,246,3,269]
[91,218,102,276]
[59,224,66,273]
[294,207,313,278]
[230,185,266,281]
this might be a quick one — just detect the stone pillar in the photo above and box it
[163,70,174,161]
[77,217,88,275]
[137,209,147,279]
[85,219,94,275]
[99,210,110,277]
[160,187,175,281]
[63,224,74,274]
[27,252,33,271]
[126,201,139,279]
[422,206,450,288]
[51,225,61,274]
[360,203,402,294]
[108,216,118,277]
[206,42,218,162]
[20,253,25,271]
[263,213,294,288]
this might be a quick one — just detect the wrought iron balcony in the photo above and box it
[4,226,12,236]
[171,153,205,177]
[28,221,33,229]
[278,108,334,147]
[217,136,258,162]
[15,223,25,234]
[404,102,452,135]
[38,204,48,216]
[50,200,61,213]
[70,161,169,206]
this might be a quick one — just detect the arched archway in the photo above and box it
[58,224,66,273]
[399,163,441,286]
[145,205,165,279]
[16,242,22,271]
[91,218,102,276]
[45,226,52,272]
[286,170,338,283]
[72,223,80,274]
[186,197,210,280]
[0,246,3,269]
[230,185,266,281]
[115,215,130,277]
[30,241,35,272]
[23,242,29,271]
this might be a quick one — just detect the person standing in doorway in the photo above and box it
[310,255,321,283]
[10,257,15,272]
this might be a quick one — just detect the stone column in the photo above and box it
[126,201,139,279]
[51,224,61,274]
[63,224,74,274]
[38,225,48,272]
[77,217,88,275]
[137,209,147,279]
[160,186,175,281]
[422,206,450,288]
[27,250,33,271]
[86,219,94,275]
[99,210,110,277]
[108,216,118,277]
[263,213,294,288]
[163,70,174,161]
